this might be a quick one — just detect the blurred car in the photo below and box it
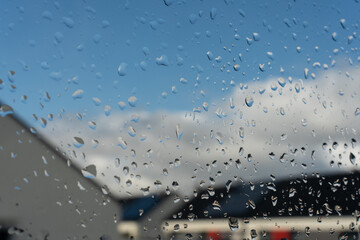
[119,171,360,240]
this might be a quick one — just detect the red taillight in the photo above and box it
[270,231,292,240]
[207,231,222,240]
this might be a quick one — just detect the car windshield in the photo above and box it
[1,0,360,239]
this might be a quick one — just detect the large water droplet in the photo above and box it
[245,96,254,107]
[117,137,128,149]
[233,64,240,71]
[128,96,138,107]
[305,227,310,237]
[172,181,179,191]
[73,137,84,148]
[210,8,217,20]
[250,229,257,240]
[228,217,239,231]
[88,121,96,130]
[128,126,136,137]
[349,152,356,165]
[117,62,128,76]
[81,164,97,179]
[104,105,111,116]
[0,104,13,117]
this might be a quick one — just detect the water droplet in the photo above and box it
[252,32,260,41]
[49,71,62,81]
[340,19,346,29]
[259,63,265,72]
[104,105,111,116]
[228,217,239,231]
[128,96,137,107]
[156,55,169,66]
[118,101,126,110]
[140,186,150,196]
[139,61,147,71]
[128,126,136,137]
[280,107,285,116]
[248,200,256,209]
[206,51,213,60]
[73,137,84,148]
[11,152,17,159]
[239,127,245,138]
[250,229,257,240]
[62,17,75,28]
[226,180,232,192]
[202,102,208,111]
[92,97,102,106]
[176,124,183,140]
[215,132,223,145]
[332,32,337,41]
[92,34,102,44]
[54,32,64,44]
[173,224,180,232]
[117,137,127,149]
[0,104,13,117]
[126,179,132,187]
[271,196,278,206]
[118,62,128,76]
[42,10,53,20]
[212,200,221,211]
[114,176,121,184]
[349,152,356,165]
[101,20,110,28]
[305,227,310,237]
[289,188,296,197]
[174,159,180,167]
[72,89,84,99]
[355,108,360,116]
[81,164,97,179]
[277,77,286,87]
[154,180,162,189]
[301,118,308,127]
[245,96,254,107]
[267,52,274,60]
[123,166,129,175]
[210,8,217,20]
[233,64,240,71]
[187,213,195,222]
[188,14,198,24]
[172,181,179,191]
[88,121,96,130]
[258,87,266,94]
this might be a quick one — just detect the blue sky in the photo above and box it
[0,0,359,127]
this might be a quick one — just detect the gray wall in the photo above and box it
[0,115,121,239]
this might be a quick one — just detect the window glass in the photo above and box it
[0,0,360,239]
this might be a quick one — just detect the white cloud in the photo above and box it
[40,67,360,199]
